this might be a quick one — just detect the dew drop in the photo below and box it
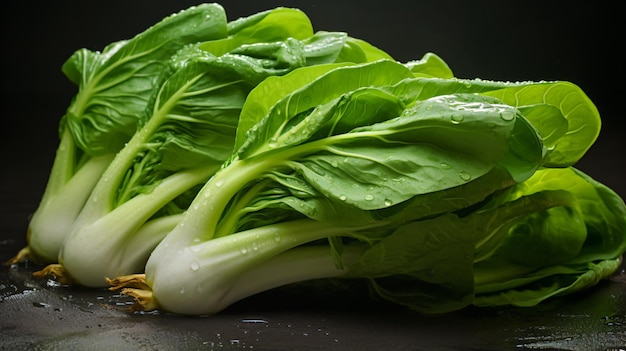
[440,162,451,170]
[450,114,464,124]
[339,194,347,201]
[364,194,374,201]
[273,233,282,242]
[240,247,248,254]
[459,171,471,181]
[190,261,200,271]
[500,111,515,121]
[215,180,224,187]
[384,199,393,206]
[179,286,186,294]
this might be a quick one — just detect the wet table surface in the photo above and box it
[1,250,625,351]
[1,251,625,351]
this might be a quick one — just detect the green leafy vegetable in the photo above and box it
[55,8,397,287]
[108,58,614,315]
[15,4,623,317]
[23,3,229,265]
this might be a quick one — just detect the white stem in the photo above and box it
[227,244,365,306]
[28,154,114,264]
[146,218,361,314]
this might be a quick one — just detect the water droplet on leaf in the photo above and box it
[459,171,471,181]
[500,111,515,121]
[451,114,464,124]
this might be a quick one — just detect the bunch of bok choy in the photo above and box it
[11,3,624,316]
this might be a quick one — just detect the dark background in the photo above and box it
[1,0,624,243]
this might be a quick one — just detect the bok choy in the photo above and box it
[16,3,229,265]
[108,57,622,315]
[35,7,400,287]
[14,3,624,316]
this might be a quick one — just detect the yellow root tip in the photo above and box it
[106,274,157,312]
[106,273,149,291]
[32,264,72,285]
[120,287,159,312]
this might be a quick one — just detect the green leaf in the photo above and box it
[200,7,314,56]
[472,167,626,305]
[234,63,351,149]
[473,258,622,308]
[353,213,476,313]
[405,52,454,79]
[488,167,626,263]
[334,37,394,63]
[237,60,415,156]
[379,77,598,167]
[61,3,228,155]
[284,93,518,210]
[482,81,600,166]
[301,31,350,66]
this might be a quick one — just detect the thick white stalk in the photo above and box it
[60,166,216,287]
[227,243,366,307]
[28,153,115,264]
[145,218,358,315]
